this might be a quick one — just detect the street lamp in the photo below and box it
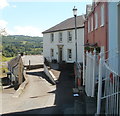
[73,6,77,62]
[73,6,78,88]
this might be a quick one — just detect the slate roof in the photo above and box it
[42,15,85,34]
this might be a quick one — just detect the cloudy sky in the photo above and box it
[0,0,92,37]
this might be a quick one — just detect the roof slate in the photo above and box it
[42,15,85,34]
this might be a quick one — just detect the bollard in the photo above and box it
[29,60,30,70]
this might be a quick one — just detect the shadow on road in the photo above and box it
[3,69,75,115]
[26,71,55,85]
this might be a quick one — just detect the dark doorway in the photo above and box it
[58,47,63,63]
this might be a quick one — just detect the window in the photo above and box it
[95,12,98,29]
[101,4,104,26]
[67,49,72,60]
[59,32,62,42]
[91,16,93,31]
[88,19,90,33]
[51,33,54,42]
[51,49,54,57]
[68,31,72,42]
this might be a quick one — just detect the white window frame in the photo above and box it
[67,49,72,61]
[68,31,72,42]
[88,19,90,33]
[91,16,93,31]
[59,32,62,42]
[51,48,54,57]
[51,33,54,42]
[101,4,105,27]
[95,12,98,29]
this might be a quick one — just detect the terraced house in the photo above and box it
[84,1,120,115]
[42,15,85,64]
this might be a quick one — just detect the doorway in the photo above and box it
[58,45,63,63]
[59,47,63,63]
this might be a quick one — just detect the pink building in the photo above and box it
[84,2,108,56]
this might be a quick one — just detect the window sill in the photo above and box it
[68,41,72,43]
[68,58,72,61]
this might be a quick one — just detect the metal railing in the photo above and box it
[96,50,120,115]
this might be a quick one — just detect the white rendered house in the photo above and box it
[42,15,84,64]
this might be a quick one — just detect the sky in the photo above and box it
[0,0,93,37]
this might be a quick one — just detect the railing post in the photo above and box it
[83,51,85,85]
[96,51,104,115]
[85,51,89,93]
[88,51,92,96]
[92,49,96,97]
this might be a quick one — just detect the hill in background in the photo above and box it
[2,35,43,57]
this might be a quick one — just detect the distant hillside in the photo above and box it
[2,35,43,57]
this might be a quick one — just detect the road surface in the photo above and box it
[1,68,56,115]
[22,55,44,66]
[1,68,74,115]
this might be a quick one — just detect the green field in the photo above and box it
[0,55,14,78]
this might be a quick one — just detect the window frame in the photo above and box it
[51,48,54,57]
[50,33,54,42]
[59,32,62,42]
[91,16,93,31]
[67,49,72,61]
[95,12,98,29]
[67,31,72,42]
[88,19,90,33]
[100,4,105,27]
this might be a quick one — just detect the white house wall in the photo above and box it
[118,3,120,74]
[43,28,84,63]
[108,2,119,74]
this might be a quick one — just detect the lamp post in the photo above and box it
[73,6,77,62]
[73,6,78,88]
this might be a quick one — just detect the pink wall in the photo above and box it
[84,2,108,52]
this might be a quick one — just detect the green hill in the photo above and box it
[2,35,43,57]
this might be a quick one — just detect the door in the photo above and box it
[59,48,62,63]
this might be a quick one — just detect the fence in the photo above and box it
[82,48,120,115]
[96,51,120,115]
[83,49,99,97]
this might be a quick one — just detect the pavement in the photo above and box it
[50,63,97,115]
[1,65,97,115]
[73,88,97,115]
[1,68,56,115]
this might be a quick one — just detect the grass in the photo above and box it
[0,55,15,78]
[2,56,15,62]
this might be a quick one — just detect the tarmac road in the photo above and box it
[1,68,75,115]
[1,68,56,115]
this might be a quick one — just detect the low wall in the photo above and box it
[44,64,56,85]
[13,70,28,98]
[24,64,43,70]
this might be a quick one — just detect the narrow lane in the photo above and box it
[2,68,74,115]
[2,68,56,115]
